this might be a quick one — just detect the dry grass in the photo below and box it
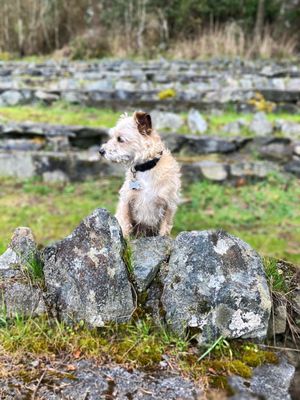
[168,23,298,60]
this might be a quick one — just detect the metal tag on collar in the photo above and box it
[129,180,142,190]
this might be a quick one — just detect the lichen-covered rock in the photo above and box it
[43,208,134,326]
[161,230,271,343]
[0,227,46,317]
[228,357,295,400]
[4,282,46,317]
[131,236,173,292]
[47,361,203,399]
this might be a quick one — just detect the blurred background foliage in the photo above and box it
[0,0,299,59]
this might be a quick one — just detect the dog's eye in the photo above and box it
[117,137,124,143]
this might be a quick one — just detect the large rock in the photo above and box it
[0,227,46,317]
[161,230,271,343]
[229,357,295,400]
[43,208,134,326]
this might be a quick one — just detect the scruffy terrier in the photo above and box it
[99,111,181,237]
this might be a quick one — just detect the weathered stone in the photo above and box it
[268,301,287,336]
[199,161,228,181]
[249,112,273,136]
[222,119,247,135]
[2,360,203,400]
[180,135,238,154]
[230,161,277,178]
[161,230,271,343]
[131,236,173,292]
[4,282,46,317]
[187,109,208,133]
[151,110,183,131]
[276,120,300,137]
[228,357,295,400]
[43,208,134,326]
[0,90,23,105]
[0,152,36,178]
[285,160,300,177]
[0,227,46,317]
[35,90,60,103]
[42,170,69,183]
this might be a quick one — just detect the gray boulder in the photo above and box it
[187,109,208,133]
[131,236,173,292]
[249,112,273,136]
[0,227,46,317]
[43,208,134,326]
[161,230,271,343]
[229,357,295,400]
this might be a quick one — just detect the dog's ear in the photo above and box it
[134,111,152,135]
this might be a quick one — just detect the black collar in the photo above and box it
[133,152,162,173]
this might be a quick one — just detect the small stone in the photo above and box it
[187,109,208,133]
[268,301,287,336]
[0,227,45,317]
[1,90,23,106]
[131,236,173,292]
[42,170,69,183]
[151,110,183,131]
[222,119,248,135]
[249,112,273,136]
[230,161,277,178]
[35,90,59,103]
[199,161,228,181]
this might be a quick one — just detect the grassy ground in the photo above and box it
[0,103,300,136]
[0,174,299,264]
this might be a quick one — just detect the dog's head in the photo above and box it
[99,111,163,165]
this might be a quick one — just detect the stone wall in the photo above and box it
[0,119,299,182]
[0,59,299,111]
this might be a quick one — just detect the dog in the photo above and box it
[99,111,181,237]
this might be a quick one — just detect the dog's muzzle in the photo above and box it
[99,147,105,156]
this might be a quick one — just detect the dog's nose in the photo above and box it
[99,148,105,156]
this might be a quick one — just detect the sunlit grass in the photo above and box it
[0,103,299,136]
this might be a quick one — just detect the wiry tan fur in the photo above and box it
[100,111,181,237]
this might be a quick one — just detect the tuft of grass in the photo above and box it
[22,253,44,286]
[123,241,133,276]
[264,257,289,294]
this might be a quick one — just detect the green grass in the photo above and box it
[0,103,300,136]
[0,174,299,264]
[0,312,278,394]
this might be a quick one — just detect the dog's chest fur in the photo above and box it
[123,170,166,230]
